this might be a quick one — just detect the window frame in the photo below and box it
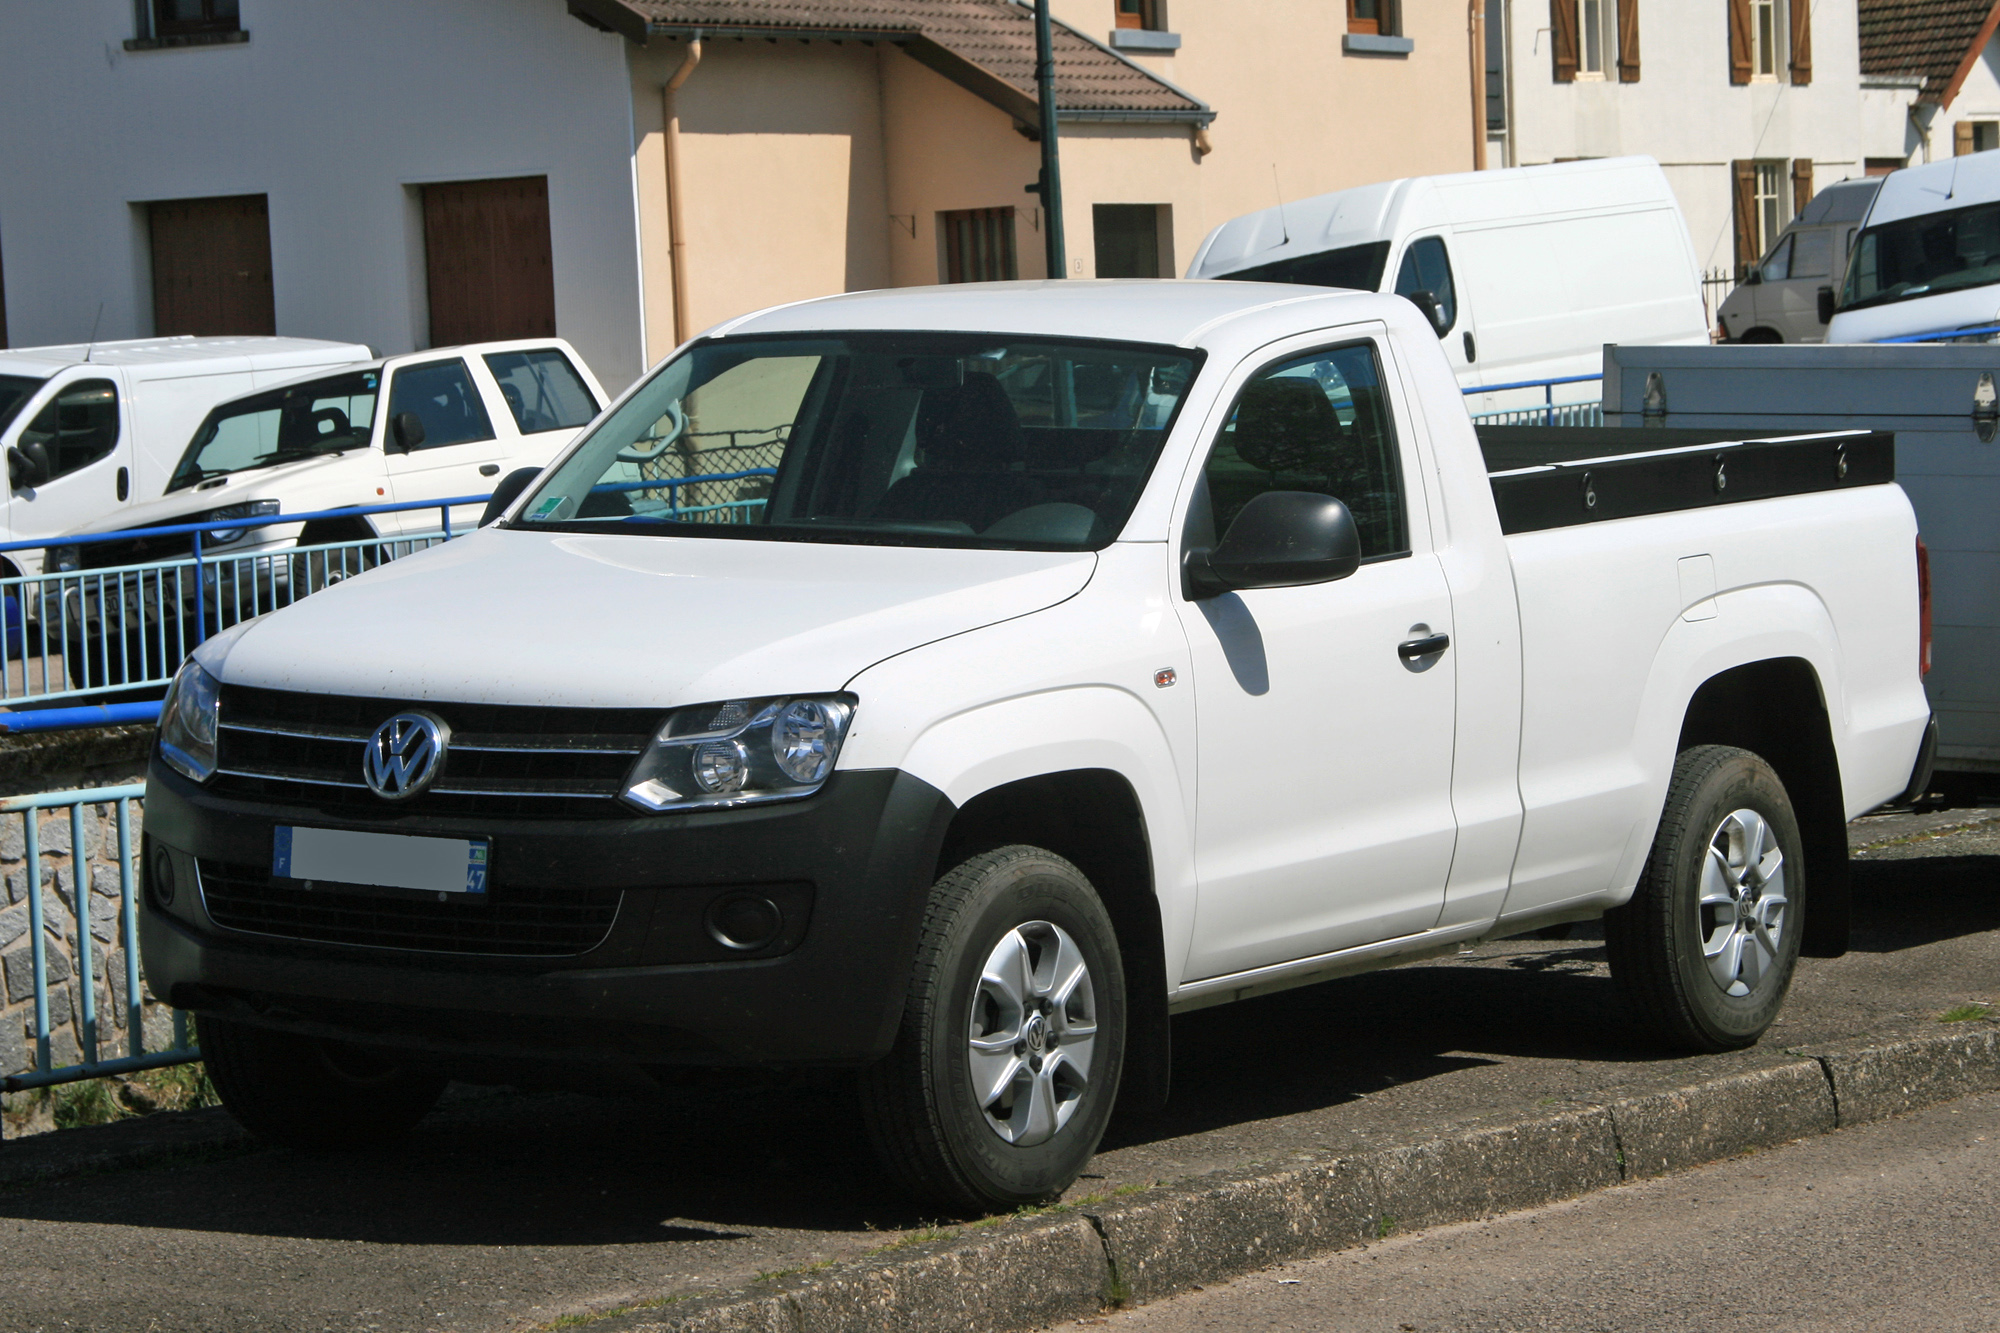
[1749,0,1781,82]
[385,357,497,452]
[1114,0,1167,31]
[1577,0,1611,79]
[150,0,241,39]
[1348,0,1398,37]
[1187,337,1414,570]
[17,377,123,485]
[1753,161,1787,258]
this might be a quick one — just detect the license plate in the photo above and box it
[272,826,489,895]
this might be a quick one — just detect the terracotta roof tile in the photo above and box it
[599,0,1207,118]
[1859,0,2000,102]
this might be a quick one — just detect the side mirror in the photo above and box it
[1403,290,1448,337]
[1817,286,1837,325]
[8,441,51,490]
[1184,491,1362,599]
[1744,268,1763,286]
[480,466,542,527]
[391,411,427,452]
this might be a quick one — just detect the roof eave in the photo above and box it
[1938,0,2000,109]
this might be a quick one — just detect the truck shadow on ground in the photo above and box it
[0,844,1988,1247]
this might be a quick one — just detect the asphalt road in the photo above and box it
[1079,1085,2000,1333]
[1,809,1995,1333]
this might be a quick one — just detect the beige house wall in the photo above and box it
[626,6,1480,355]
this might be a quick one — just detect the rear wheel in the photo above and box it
[1605,745,1804,1051]
[1738,327,1783,345]
[860,846,1127,1212]
[201,1017,447,1151]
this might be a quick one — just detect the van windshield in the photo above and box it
[1218,241,1391,292]
[0,375,45,434]
[1841,200,2000,311]
[170,369,381,492]
[517,333,1201,551]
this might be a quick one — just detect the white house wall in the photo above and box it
[0,0,648,390]
[1505,0,1873,274]
[1927,36,2000,163]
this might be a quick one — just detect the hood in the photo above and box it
[74,452,365,536]
[218,528,1097,708]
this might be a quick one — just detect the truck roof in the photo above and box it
[1863,151,2000,228]
[0,335,370,380]
[710,279,1387,349]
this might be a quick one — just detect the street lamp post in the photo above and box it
[1033,0,1067,278]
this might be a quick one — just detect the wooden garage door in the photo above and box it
[422,177,556,347]
[149,194,276,337]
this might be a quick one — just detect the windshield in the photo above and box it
[0,375,46,435]
[518,333,1202,550]
[1841,200,2000,311]
[169,369,381,492]
[1219,241,1391,292]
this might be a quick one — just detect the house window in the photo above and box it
[1349,0,1398,35]
[942,208,1018,284]
[1094,205,1171,278]
[1754,161,1785,256]
[151,0,240,38]
[1578,0,1611,77]
[1750,0,1779,80]
[1114,0,1165,29]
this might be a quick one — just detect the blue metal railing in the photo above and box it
[1463,374,1605,427]
[1,784,196,1092]
[1874,323,2000,344]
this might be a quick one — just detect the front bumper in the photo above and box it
[140,758,954,1068]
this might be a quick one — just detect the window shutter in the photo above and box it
[1551,0,1579,82]
[1732,160,1758,271]
[1791,159,1813,217]
[1957,121,1977,156]
[1728,0,1752,84]
[1617,0,1641,81]
[1789,0,1811,84]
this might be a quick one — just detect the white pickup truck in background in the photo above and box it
[138,282,1932,1214]
[1,335,373,577]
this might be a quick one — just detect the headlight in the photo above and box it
[45,545,80,573]
[159,661,221,783]
[206,499,280,547]
[622,695,854,813]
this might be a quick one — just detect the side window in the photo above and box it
[1196,343,1408,562]
[17,379,120,482]
[386,358,494,450]
[1789,229,1832,279]
[482,349,599,434]
[1759,233,1794,282]
[1393,236,1456,332]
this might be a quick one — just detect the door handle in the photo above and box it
[1398,633,1450,661]
[479,463,501,477]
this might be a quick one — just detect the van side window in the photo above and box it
[1196,342,1408,562]
[1760,234,1794,282]
[1789,230,1832,279]
[482,349,599,434]
[1394,237,1457,333]
[17,379,119,482]
[387,358,494,450]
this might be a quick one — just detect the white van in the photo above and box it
[1718,177,1880,345]
[1186,156,1709,412]
[1,336,372,575]
[1826,150,2000,345]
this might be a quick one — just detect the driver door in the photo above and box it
[380,357,506,537]
[7,374,132,552]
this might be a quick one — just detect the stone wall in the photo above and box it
[0,726,179,1080]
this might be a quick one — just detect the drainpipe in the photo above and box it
[1469,0,1488,170]
[1034,0,1067,278]
[662,34,703,346]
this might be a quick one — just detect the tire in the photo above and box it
[1738,327,1783,345]
[860,846,1127,1213]
[201,1017,447,1151]
[1605,745,1805,1052]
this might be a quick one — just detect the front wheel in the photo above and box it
[1605,744,1805,1052]
[200,1017,448,1151]
[860,846,1127,1212]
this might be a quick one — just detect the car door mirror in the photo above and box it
[1184,491,1363,599]
[8,441,51,490]
[1744,268,1763,286]
[1402,290,1448,337]
[480,466,542,527]
[390,411,427,452]
[1817,286,1837,325]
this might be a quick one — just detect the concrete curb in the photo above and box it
[597,1023,2000,1333]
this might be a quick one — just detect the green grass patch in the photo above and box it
[1938,1002,1997,1023]
[529,1294,686,1331]
[1,1059,217,1137]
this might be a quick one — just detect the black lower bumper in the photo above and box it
[140,760,954,1068]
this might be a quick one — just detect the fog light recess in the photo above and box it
[705,892,783,952]
[151,847,177,907]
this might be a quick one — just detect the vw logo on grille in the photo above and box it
[362,711,450,800]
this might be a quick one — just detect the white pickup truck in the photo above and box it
[139,283,1932,1212]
